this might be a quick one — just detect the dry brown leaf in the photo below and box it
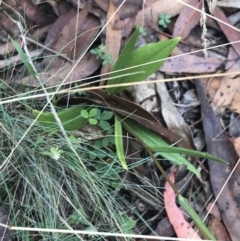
[100,0,121,79]
[210,0,218,13]
[145,0,158,8]
[164,169,202,240]
[230,92,240,113]
[173,0,202,40]
[206,202,221,221]
[160,54,222,73]
[18,53,101,87]
[206,46,240,113]
[0,40,22,56]
[20,0,56,26]
[195,79,240,241]
[70,14,100,59]
[47,0,72,16]
[156,75,194,148]
[213,6,240,57]
[119,17,135,38]
[205,77,220,98]
[135,0,192,27]
[206,76,240,114]
[94,0,109,12]
[211,75,240,111]
[230,137,240,157]
[94,0,143,19]
[159,34,222,73]
[208,216,231,241]
[44,8,77,48]
[0,12,19,38]
[44,1,99,68]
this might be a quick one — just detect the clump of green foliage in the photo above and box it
[90,44,114,65]
[158,13,171,28]
[86,108,115,160]
[81,108,98,125]
[139,26,147,36]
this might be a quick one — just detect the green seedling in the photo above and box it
[0,83,7,91]
[90,43,106,59]
[42,146,63,161]
[158,13,171,28]
[72,82,86,96]
[119,215,137,234]
[95,109,115,146]
[88,109,115,160]
[88,148,115,161]
[139,26,147,36]
[102,53,115,65]
[95,109,113,130]
[69,208,89,226]
[90,44,114,65]
[81,108,98,125]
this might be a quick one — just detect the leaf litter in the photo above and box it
[1,0,240,240]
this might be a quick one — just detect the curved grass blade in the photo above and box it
[148,145,228,164]
[179,195,216,240]
[10,37,37,78]
[115,116,128,170]
[124,118,199,176]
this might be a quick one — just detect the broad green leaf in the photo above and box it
[10,37,37,78]
[33,105,88,131]
[89,152,97,160]
[115,117,128,170]
[124,119,199,176]
[102,137,109,147]
[100,120,111,130]
[107,27,180,94]
[109,136,115,144]
[106,127,114,135]
[81,109,89,119]
[95,108,101,120]
[69,207,89,226]
[109,26,140,77]
[89,118,98,125]
[120,217,137,234]
[101,110,113,120]
[89,108,97,117]
[179,195,216,240]
[94,140,102,148]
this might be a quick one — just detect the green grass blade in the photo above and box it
[124,119,199,176]
[178,195,216,241]
[148,145,228,164]
[10,37,37,78]
[115,117,128,170]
